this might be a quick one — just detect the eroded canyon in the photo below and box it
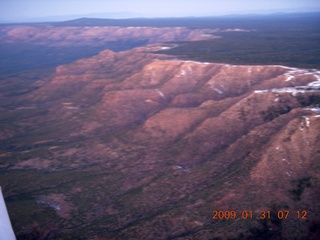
[0,21,320,239]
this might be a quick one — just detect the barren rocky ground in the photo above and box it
[0,21,320,239]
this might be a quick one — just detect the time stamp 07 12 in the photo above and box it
[212,210,308,220]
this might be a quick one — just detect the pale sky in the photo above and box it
[1,0,320,22]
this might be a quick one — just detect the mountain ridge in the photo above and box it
[0,22,320,239]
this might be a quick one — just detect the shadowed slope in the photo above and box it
[0,42,320,239]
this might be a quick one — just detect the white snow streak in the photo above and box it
[303,116,310,127]
[305,107,320,113]
[254,68,320,94]
[213,87,223,94]
[155,89,166,99]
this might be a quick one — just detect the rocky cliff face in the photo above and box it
[1,26,217,46]
[26,45,320,143]
[1,31,320,239]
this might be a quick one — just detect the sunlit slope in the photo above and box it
[1,44,319,239]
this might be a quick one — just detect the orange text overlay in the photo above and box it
[212,210,307,220]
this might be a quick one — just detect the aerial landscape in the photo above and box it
[0,0,320,239]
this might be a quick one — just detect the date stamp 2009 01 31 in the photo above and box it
[212,210,308,220]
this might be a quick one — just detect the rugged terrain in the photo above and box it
[0,23,320,239]
[1,25,216,46]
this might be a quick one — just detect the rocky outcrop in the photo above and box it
[25,46,320,140]
[1,26,217,46]
[2,42,320,239]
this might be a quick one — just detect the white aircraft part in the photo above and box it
[0,187,16,240]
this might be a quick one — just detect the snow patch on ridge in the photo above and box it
[183,60,211,65]
[254,68,320,94]
[284,67,316,82]
[166,60,211,65]
[305,107,320,113]
[303,116,311,127]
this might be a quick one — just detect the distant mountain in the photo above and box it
[0,25,216,46]
[22,12,142,23]
[51,11,320,27]
[2,9,320,24]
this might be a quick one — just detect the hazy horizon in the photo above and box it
[1,0,320,23]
